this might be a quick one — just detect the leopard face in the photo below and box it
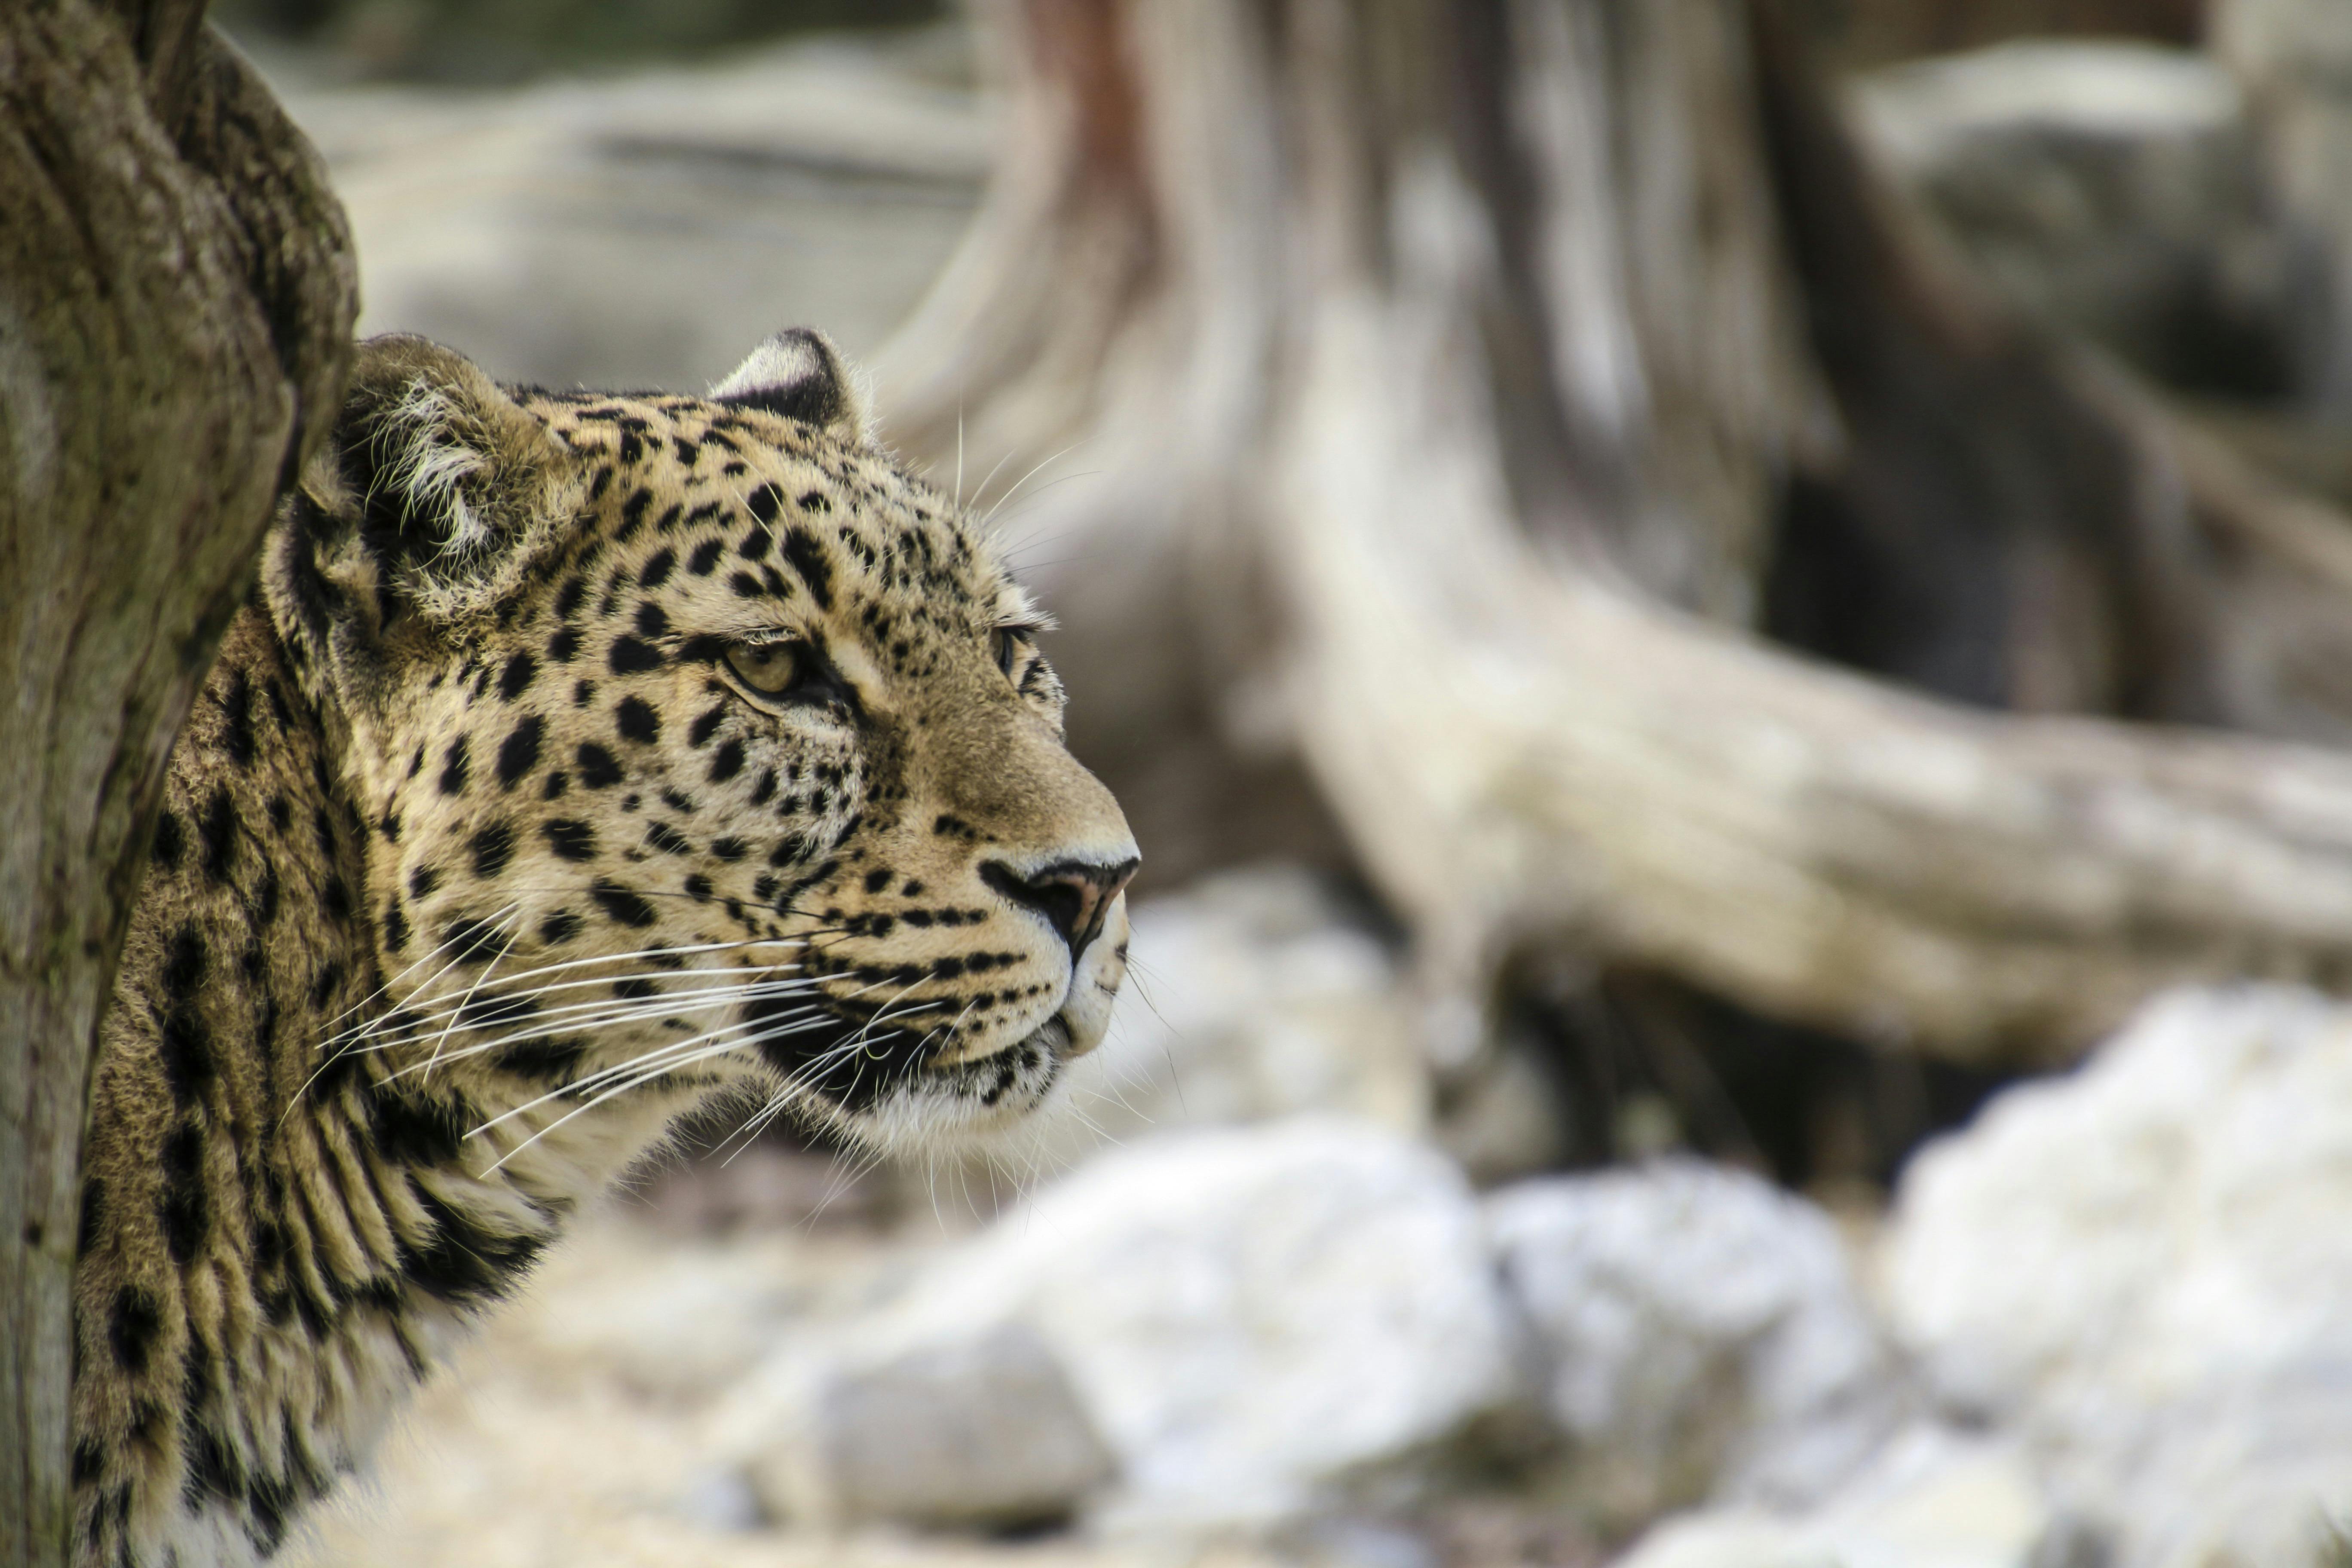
[267,330,1137,1157]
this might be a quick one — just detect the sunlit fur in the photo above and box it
[70,331,1136,1567]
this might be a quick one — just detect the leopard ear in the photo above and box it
[291,334,576,631]
[710,327,873,444]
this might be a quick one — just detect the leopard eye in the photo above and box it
[993,625,1036,680]
[726,641,805,695]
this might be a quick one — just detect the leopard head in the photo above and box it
[266,330,1137,1161]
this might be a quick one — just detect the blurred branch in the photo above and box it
[882,0,2352,1069]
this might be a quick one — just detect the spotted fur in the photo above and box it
[72,330,1138,1567]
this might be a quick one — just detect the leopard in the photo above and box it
[68,327,1139,1568]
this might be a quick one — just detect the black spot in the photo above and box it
[471,822,515,879]
[499,651,539,701]
[709,837,748,862]
[197,787,237,885]
[496,1037,585,1078]
[161,925,208,1000]
[864,869,891,893]
[644,822,691,856]
[158,1009,215,1107]
[495,714,545,789]
[385,897,411,953]
[727,571,767,599]
[745,481,784,525]
[72,1438,103,1486]
[543,819,597,861]
[738,527,772,562]
[706,739,745,784]
[542,769,571,801]
[687,707,725,747]
[687,537,726,576]
[367,1084,472,1166]
[539,910,583,945]
[183,1417,244,1510]
[77,1178,104,1258]
[109,1287,161,1373]
[573,679,597,707]
[409,863,442,901]
[683,873,714,900]
[151,808,185,869]
[616,697,660,744]
[608,637,662,675]
[782,529,834,609]
[555,575,588,618]
[441,917,507,964]
[439,736,472,797]
[589,880,658,928]
[322,877,353,922]
[220,670,257,768]
[245,1473,294,1556]
[577,742,624,788]
[612,977,660,1000]
[619,486,654,536]
[399,1182,546,1309]
[749,769,778,806]
[797,490,831,513]
[547,626,581,664]
[307,958,346,1012]
[162,1147,210,1264]
[638,548,677,589]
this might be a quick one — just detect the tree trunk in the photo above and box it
[0,6,354,1563]
[877,0,2352,1070]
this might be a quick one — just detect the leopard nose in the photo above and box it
[980,856,1139,960]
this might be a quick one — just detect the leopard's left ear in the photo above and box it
[710,327,873,445]
[268,335,579,691]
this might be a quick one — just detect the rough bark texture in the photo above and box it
[877,0,2352,1071]
[0,4,355,1562]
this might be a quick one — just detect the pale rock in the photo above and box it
[1884,985,2352,1568]
[726,1118,1514,1534]
[1486,1162,1907,1528]
[1609,1427,2046,1568]
[732,1321,1115,1529]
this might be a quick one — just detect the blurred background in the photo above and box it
[227,0,2352,1565]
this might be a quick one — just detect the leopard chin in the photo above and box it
[777,894,1132,1154]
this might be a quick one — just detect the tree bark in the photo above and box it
[878,0,2352,1069]
[0,5,354,1563]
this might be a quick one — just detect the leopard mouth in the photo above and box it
[748,995,1077,1119]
